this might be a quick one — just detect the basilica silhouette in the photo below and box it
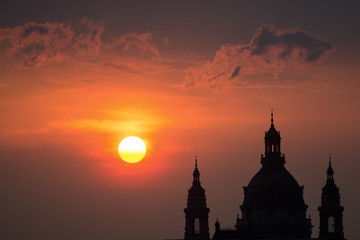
[183,113,345,240]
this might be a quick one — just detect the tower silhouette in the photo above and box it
[184,157,210,240]
[318,155,345,239]
[237,111,312,238]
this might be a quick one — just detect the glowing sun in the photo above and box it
[118,136,146,163]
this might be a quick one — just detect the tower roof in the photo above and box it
[188,156,205,198]
[327,154,334,178]
[193,156,200,180]
[322,154,340,197]
[265,110,281,141]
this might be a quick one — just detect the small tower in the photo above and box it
[318,155,345,239]
[261,110,285,167]
[184,157,210,240]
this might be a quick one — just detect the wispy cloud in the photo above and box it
[108,32,160,56]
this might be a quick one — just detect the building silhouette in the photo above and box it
[183,113,345,240]
[318,155,345,239]
[184,157,210,240]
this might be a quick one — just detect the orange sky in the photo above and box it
[1,1,360,240]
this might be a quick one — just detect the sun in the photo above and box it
[118,136,147,163]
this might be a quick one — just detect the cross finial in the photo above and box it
[329,153,332,166]
[195,155,198,168]
[271,109,274,127]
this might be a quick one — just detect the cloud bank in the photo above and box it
[0,18,159,68]
[184,24,335,89]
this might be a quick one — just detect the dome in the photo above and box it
[242,165,306,209]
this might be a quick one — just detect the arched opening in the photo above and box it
[194,218,200,234]
[328,216,335,233]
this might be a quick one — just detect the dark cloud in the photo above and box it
[184,24,335,90]
[230,66,241,78]
[249,25,333,62]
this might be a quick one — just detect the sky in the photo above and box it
[1,1,360,239]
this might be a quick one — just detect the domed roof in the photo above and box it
[242,165,305,209]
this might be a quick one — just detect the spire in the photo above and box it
[193,156,200,183]
[327,153,334,182]
[271,109,274,128]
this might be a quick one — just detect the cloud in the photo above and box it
[184,24,335,90]
[108,32,160,56]
[75,17,105,56]
[0,18,160,68]
[103,62,140,73]
[0,21,74,68]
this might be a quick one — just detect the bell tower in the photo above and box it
[318,155,345,239]
[184,157,210,240]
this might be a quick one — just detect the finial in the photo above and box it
[327,153,334,180]
[195,155,198,168]
[270,109,274,127]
